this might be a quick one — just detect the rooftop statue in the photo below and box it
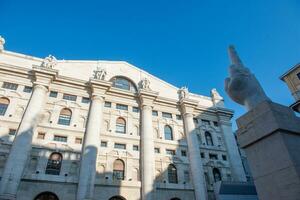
[225,46,270,111]
[178,86,189,100]
[141,77,151,90]
[93,66,107,80]
[41,55,57,69]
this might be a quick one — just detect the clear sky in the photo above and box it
[1,0,300,129]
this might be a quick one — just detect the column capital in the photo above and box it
[179,98,198,114]
[32,66,58,88]
[89,78,112,96]
[138,89,158,107]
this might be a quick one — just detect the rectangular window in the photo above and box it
[53,135,68,143]
[222,155,227,161]
[184,171,190,183]
[200,152,205,158]
[23,86,32,93]
[181,150,187,157]
[209,154,218,160]
[154,148,160,153]
[162,112,172,119]
[114,143,126,150]
[201,119,210,126]
[104,101,112,108]
[81,97,90,104]
[101,141,107,147]
[166,149,176,156]
[213,121,219,127]
[0,103,8,116]
[49,91,58,98]
[176,115,182,120]
[193,118,198,124]
[2,82,18,90]
[63,94,77,101]
[297,72,300,80]
[132,107,139,113]
[152,110,158,116]
[58,115,71,126]
[8,129,16,136]
[37,132,45,139]
[75,138,82,144]
[133,145,139,151]
[116,104,128,111]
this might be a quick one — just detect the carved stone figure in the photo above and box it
[141,77,151,90]
[211,88,222,100]
[41,55,57,69]
[178,86,189,99]
[225,45,270,111]
[93,67,107,80]
[0,36,5,51]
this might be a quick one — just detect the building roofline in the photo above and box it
[280,63,300,81]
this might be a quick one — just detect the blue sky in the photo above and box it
[1,0,299,129]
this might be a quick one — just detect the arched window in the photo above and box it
[213,168,222,182]
[0,97,9,116]
[109,196,126,200]
[205,131,213,146]
[164,125,173,140]
[45,152,62,175]
[111,76,137,92]
[34,192,59,200]
[168,164,178,184]
[58,108,72,126]
[113,159,125,180]
[116,117,126,134]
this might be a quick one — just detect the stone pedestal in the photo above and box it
[237,101,300,200]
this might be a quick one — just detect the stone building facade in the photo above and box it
[0,37,246,200]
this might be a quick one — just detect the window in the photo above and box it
[113,159,125,180]
[116,117,126,133]
[176,115,182,120]
[58,108,72,126]
[166,149,176,156]
[213,121,219,127]
[154,148,160,153]
[104,101,112,108]
[133,145,139,151]
[75,138,82,144]
[116,104,128,111]
[23,86,32,93]
[63,94,77,101]
[209,154,218,160]
[49,91,58,98]
[0,98,9,116]
[8,129,16,136]
[202,119,210,126]
[168,164,178,183]
[200,152,205,158]
[184,170,190,183]
[2,82,18,90]
[45,152,62,175]
[111,76,137,92]
[213,168,222,182]
[162,112,172,119]
[181,150,187,157]
[152,110,158,116]
[53,135,68,143]
[193,118,198,124]
[132,107,139,113]
[205,131,214,146]
[297,72,300,80]
[37,132,45,139]
[114,143,126,150]
[222,155,227,161]
[101,141,108,147]
[164,125,173,140]
[81,97,90,104]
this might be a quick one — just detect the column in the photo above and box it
[0,85,49,199]
[180,99,207,200]
[218,115,247,182]
[139,89,157,200]
[76,79,110,200]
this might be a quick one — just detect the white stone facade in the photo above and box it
[0,43,246,200]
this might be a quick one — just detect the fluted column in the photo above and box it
[77,79,111,200]
[139,89,158,200]
[180,99,207,200]
[0,67,56,200]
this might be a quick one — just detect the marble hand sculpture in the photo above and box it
[225,45,270,111]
